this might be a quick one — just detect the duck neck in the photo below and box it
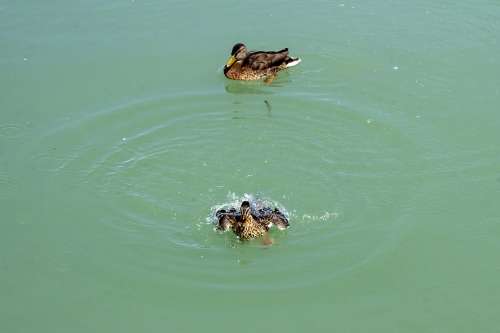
[243,211,251,222]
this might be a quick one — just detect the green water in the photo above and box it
[2,0,500,331]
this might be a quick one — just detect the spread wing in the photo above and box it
[257,208,289,230]
[245,49,289,70]
[216,209,237,231]
[270,209,289,230]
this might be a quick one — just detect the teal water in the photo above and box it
[2,0,500,331]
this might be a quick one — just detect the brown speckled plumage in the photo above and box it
[223,43,301,81]
[233,202,268,240]
[215,201,289,241]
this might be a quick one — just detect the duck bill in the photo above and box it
[225,55,236,67]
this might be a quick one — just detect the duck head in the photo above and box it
[225,43,248,69]
[240,200,252,222]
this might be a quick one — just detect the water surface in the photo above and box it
[1,1,500,332]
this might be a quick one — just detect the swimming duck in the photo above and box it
[215,201,289,240]
[223,43,301,81]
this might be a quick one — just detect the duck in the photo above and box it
[232,201,268,240]
[223,43,301,82]
[215,201,289,240]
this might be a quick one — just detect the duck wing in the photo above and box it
[255,217,271,231]
[253,208,272,230]
[215,209,237,231]
[269,209,290,230]
[257,207,273,219]
[245,49,289,70]
[257,208,289,230]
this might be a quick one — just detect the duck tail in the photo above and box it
[285,57,301,68]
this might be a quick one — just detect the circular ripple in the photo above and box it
[0,123,26,139]
[33,90,422,290]
[0,170,13,199]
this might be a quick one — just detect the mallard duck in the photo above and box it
[215,201,289,240]
[232,201,268,240]
[223,43,301,81]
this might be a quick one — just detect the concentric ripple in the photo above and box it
[30,90,422,290]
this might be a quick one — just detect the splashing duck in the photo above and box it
[216,201,289,241]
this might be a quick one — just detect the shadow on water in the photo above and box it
[224,73,294,118]
[224,81,270,95]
